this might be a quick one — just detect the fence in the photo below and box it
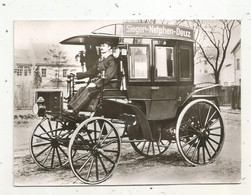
[220,86,241,109]
[14,83,241,110]
[195,84,241,109]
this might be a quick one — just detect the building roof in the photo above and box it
[231,39,241,54]
[14,49,32,66]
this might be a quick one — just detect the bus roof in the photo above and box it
[60,22,195,45]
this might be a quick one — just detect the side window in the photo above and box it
[179,47,192,80]
[42,69,47,77]
[128,45,150,81]
[155,46,175,80]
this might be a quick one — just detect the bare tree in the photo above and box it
[43,44,68,88]
[193,20,237,84]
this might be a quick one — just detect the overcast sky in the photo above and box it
[14,20,240,65]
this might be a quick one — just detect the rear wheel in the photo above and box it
[30,118,75,170]
[68,117,121,184]
[176,99,224,165]
[130,132,171,157]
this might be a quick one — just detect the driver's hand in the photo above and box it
[87,83,96,88]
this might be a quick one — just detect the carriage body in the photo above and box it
[30,22,224,184]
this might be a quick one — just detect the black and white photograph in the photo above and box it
[13,20,241,185]
[1,0,251,194]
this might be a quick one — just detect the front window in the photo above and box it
[155,46,175,80]
[128,45,149,80]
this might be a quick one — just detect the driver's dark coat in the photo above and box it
[76,55,118,88]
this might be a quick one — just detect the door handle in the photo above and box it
[151,86,159,90]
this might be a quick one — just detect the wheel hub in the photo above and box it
[91,145,104,156]
[199,128,210,138]
[51,138,59,148]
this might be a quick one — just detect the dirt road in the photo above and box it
[13,107,241,186]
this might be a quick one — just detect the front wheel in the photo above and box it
[30,118,74,170]
[68,117,121,184]
[176,99,224,165]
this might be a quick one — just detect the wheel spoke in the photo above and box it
[191,139,200,161]
[152,142,155,156]
[185,141,194,155]
[78,154,92,173]
[86,130,95,145]
[95,156,99,181]
[99,128,114,145]
[181,135,198,148]
[181,121,199,132]
[207,118,220,128]
[97,155,108,174]
[202,143,206,163]
[197,146,200,163]
[56,147,62,167]
[191,106,200,127]
[208,137,219,145]
[204,106,212,127]
[41,146,52,165]
[35,145,51,158]
[101,139,118,148]
[146,142,151,154]
[33,142,51,147]
[207,111,217,126]
[210,133,221,137]
[86,157,95,180]
[99,152,115,165]
[48,119,53,136]
[73,152,92,163]
[58,146,68,158]
[51,148,55,168]
[103,149,119,153]
[206,139,216,152]
[140,142,146,152]
[208,126,221,131]
[38,124,52,139]
[205,142,212,158]
[33,134,51,141]
[94,120,97,144]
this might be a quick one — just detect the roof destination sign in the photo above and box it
[123,23,194,41]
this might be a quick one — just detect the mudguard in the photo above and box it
[97,99,153,141]
[180,84,220,107]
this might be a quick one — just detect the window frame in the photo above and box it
[42,69,47,77]
[179,45,193,81]
[63,69,68,77]
[127,44,151,82]
[154,45,177,82]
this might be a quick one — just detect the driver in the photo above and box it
[65,40,118,117]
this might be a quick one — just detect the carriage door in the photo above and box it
[177,43,194,102]
[147,40,178,120]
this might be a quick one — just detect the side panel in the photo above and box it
[147,86,178,120]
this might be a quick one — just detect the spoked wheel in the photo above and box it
[68,117,121,184]
[130,139,171,157]
[176,99,224,165]
[30,117,75,170]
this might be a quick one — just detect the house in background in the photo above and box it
[14,43,82,109]
[194,58,215,85]
[14,49,34,109]
[219,39,241,86]
[231,40,241,86]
